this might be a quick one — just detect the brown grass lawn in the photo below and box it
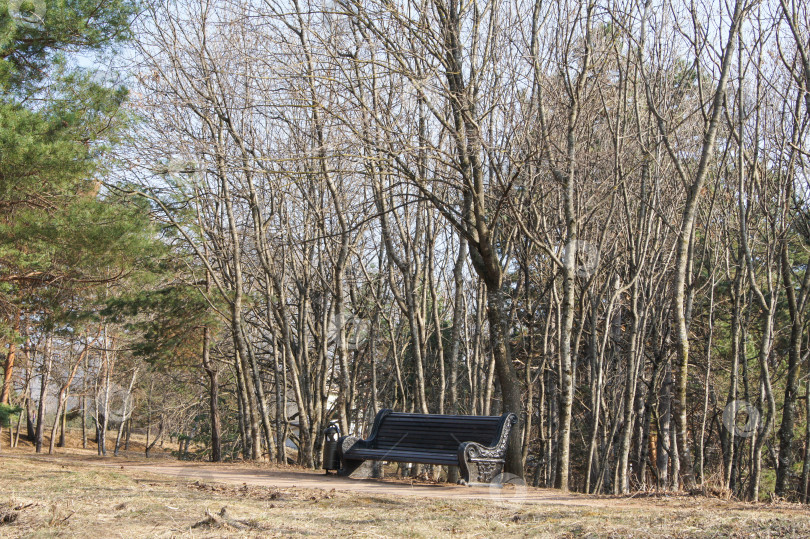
[2,449,810,538]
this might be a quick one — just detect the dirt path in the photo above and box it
[5,451,618,508]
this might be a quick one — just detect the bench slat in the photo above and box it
[380,419,500,427]
[375,435,493,445]
[378,428,495,435]
[384,433,490,439]
[345,449,460,466]
[382,415,500,421]
[375,427,498,447]
[380,426,497,432]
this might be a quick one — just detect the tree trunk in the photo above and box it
[776,245,809,496]
[49,337,92,454]
[698,282,716,486]
[618,284,641,493]
[658,364,672,490]
[749,306,777,501]
[145,418,164,458]
[58,401,67,448]
[202,325,222,462]
[555,235,576,490]
[35,337,53,453]
[802,376,810,502]
[235,349,260,459]
[585,298,603,493]
[0,309,20,404]
[651,0,743,491]
[723,265,744,489]
[483,284,524,478]
[234,359,250,460]
[114,367,138,456]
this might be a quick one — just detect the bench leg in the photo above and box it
[336,435,379,479]
[459,442,507,485]
[459,458,505,486]
[338,459,377,478]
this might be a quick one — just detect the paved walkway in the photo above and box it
[7,452,611,507]
[124,462,598,506]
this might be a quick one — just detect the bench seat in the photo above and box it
[343,448,460,466]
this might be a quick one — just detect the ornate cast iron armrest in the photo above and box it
[337,435,374,478]
[457,441,507,485]
[335,409,391,477]
[338,435,368,457]
[457,413,517,485]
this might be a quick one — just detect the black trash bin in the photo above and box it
[322,424,341,474]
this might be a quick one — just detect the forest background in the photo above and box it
[1,0,810,503]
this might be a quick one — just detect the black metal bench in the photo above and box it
[337,409,517,485]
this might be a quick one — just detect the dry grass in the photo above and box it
[1,453,810,538]
[3,428,177,458]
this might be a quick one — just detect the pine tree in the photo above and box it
[0,0,147,404]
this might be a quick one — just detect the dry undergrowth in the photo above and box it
[2,454,810,538]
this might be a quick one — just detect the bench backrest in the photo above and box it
[368,411,507,452]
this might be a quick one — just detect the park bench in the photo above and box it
[337,409,517,485]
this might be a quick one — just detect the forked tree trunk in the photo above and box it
[50,337,92,455]
[644,0,744,491]
[114,367,139,456]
